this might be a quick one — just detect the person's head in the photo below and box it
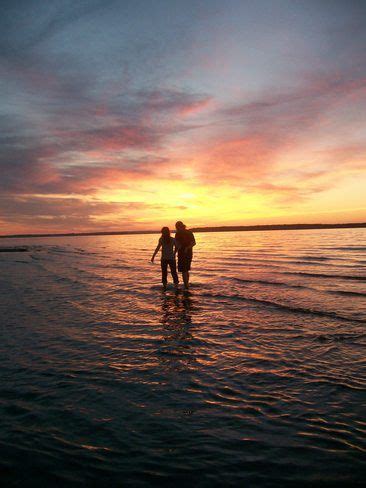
[161,226,171,242]
[175,221,186,231]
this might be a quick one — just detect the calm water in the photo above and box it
[1,229,365,486]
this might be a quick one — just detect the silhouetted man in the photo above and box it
[175,221,196,289]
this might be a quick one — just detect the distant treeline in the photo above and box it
[1,222,365,239]
[190,222,366,233]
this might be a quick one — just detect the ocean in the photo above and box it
[1,228,365,486]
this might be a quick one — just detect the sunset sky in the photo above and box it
[1,0,365,234]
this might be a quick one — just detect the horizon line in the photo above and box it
[1,221,365,239]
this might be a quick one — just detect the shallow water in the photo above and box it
[1,229,365,486]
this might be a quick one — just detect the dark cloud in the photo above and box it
[220,75,365,133]
[0,84,209,198]
[0,0,115,50]
[132,89,212,116]
[0,195,155,232]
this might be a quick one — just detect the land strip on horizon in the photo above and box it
[1,222,365,239]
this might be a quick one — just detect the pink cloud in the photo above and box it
[191,74,366,203]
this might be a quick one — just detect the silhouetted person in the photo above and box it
[151,227,179,291]
[175,221,196,289]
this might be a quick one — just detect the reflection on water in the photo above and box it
[161,289,194,329]
[159,290,195,363]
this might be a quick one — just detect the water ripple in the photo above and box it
[0,229,365,486]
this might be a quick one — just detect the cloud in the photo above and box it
[0,85,211,197]
[0,147,60,194]
[218,75,366,142]
[0,148,154,196]
[133,89,212,118]
[26,1,114,49]
[0,194,155,233]
[193,74,366,202]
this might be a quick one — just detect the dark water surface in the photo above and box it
[1,229,365,486]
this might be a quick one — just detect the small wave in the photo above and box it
[329,290,366,297]
[201,292,366,324]
[47,246,97,256]
[284,271,365,281]
[335,246,366,251]
[232,277,307,289]
[312,333,366,343]
[298,255,331,261]
[90,263,132,270]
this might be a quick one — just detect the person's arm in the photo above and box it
[175,235,181,252]
[184,233,196,252]
[151,240,161,262]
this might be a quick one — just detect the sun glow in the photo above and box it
[96,178,286,228]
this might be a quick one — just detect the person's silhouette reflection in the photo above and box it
[160,290,193,339]
[158,290,197,371]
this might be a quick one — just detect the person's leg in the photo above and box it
[177,251,184,287]
[161,260,168,289]
[169,259,179,286]
[182,271,189,289]
[182,255,192,289]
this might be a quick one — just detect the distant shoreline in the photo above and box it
[1,222,365,239]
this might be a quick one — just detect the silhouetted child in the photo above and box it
[151,227,179,290]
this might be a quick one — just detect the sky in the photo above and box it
[1,0,365,234]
